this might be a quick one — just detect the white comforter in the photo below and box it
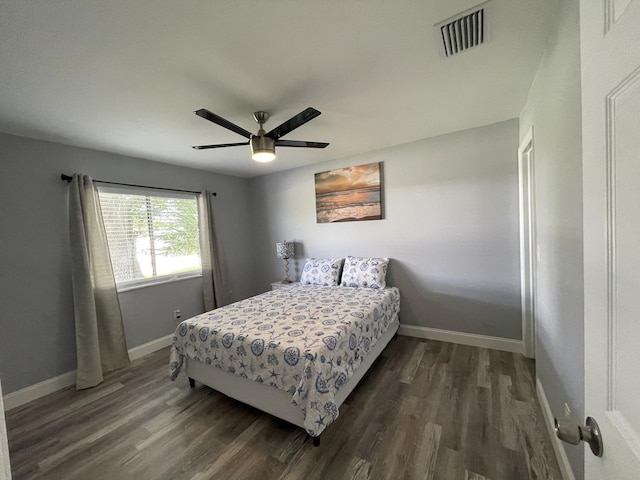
[170,285,400,436]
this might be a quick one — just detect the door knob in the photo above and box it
[554,416,603,457]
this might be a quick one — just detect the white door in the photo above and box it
[0,377,11,480]
[581,0,640,478]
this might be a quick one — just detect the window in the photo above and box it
[97,186,202,290]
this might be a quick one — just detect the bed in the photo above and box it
[170,281,400,444]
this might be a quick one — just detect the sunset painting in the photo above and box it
[315,162,382,223]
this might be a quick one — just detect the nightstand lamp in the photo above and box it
[275,241,295,283]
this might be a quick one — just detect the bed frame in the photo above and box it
[186,314,399,446]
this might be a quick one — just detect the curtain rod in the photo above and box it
[60,174,216,196]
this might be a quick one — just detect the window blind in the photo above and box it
[98,187,202,287]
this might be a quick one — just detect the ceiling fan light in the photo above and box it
[252,151,276,162]
[251,135,276,162]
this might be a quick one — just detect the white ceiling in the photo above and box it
[0,0,555,178]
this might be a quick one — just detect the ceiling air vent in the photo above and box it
[434,1,490,58]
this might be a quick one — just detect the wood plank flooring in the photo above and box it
[5,337,562,479]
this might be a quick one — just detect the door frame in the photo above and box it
[518,126,537,358]
[0,376,11,480]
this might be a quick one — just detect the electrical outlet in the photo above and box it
[174,309,182,321]
[564,402,571,417]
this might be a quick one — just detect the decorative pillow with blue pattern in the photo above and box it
[340,256,389,289]
[300,258,344,286]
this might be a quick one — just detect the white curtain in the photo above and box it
[68,174,130,390]
[198,191,225,311]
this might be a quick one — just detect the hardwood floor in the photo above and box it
[5,337,562,479]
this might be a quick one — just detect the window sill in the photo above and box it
[116,272,202,293]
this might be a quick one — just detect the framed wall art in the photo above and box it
[314,162,383,223]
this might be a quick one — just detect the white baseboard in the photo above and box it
[398,324,525,354]
[536,377,576,480]
[3,334,173,412]
[128,334,173,361]
[2,370,77,412]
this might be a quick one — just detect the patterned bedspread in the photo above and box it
[170,285,400,436]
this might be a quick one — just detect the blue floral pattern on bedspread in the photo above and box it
[169,285,400,437]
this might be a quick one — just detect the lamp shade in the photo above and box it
[275,241,294,259]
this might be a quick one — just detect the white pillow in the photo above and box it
[300,258,344,286]
[340,256,389,289]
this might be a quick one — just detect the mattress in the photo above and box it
[170,284,400,436]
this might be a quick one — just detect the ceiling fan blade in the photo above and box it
[275,140,329,148]
[192,141,249,150]
[194,109,253,139]
[266,107,321,140]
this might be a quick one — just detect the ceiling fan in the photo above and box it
[192,107,329,162]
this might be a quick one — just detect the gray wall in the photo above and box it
[118,277,204,348]
[0,132,254,394]
[0,117,537,411]
[247,119,523,339]
[519,0,584,477]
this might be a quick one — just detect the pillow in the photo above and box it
[299,258,344,286]
[340,256,389,289]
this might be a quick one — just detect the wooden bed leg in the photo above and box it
[188,377,195,388]
[313,435,320,447]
